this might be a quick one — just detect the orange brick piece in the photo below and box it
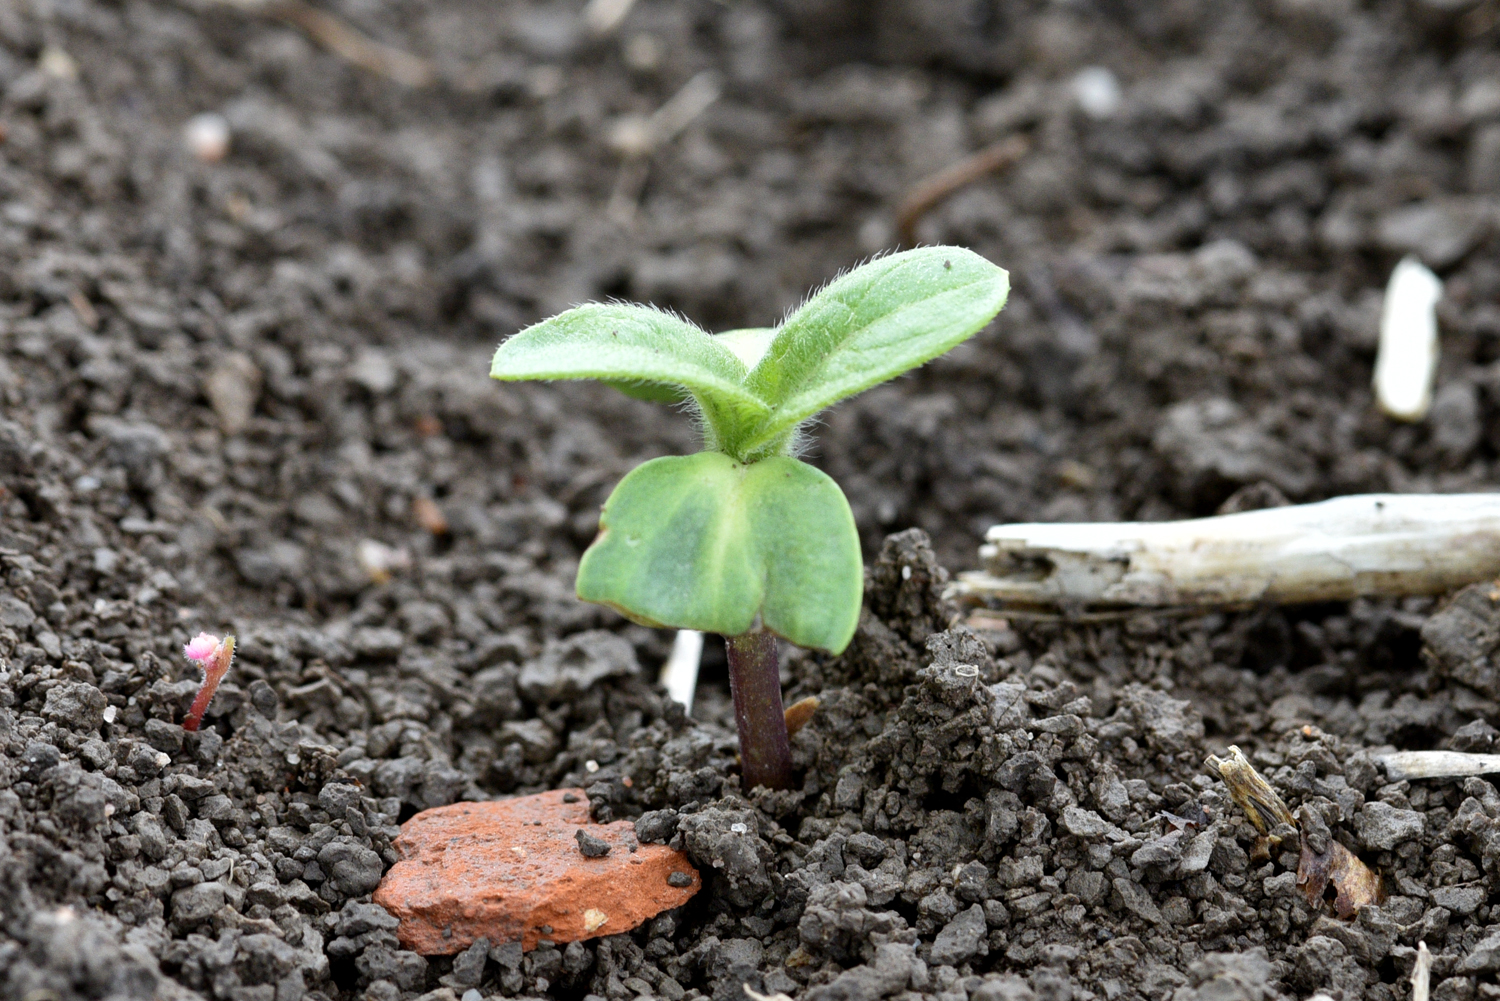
[372,789,701,955]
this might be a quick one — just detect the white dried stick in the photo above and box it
[952,493,1500,607]
[1377,751,1500,782]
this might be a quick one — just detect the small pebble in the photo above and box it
[576,829,611,857]
[583,0,635,35]
[623,32,662,72]
[667,871,691,888]
[204,352,261,435]
[38,47,78,80]
[184,112,231,163]
[1072,66,1122,120]
[356,539,411,585]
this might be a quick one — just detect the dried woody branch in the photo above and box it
[1376,750,1500,782]
[953,493,1500,609]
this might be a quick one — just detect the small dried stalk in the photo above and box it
[1411,941,1432,1001]
[1205,746,1295,833]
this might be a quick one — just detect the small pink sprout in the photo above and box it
[182,632,235,732]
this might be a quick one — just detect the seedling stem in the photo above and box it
[725,630,792,789]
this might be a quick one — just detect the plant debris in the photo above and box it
[782,695,819,735]
[1411,941,1432,1001]
[1206,745,1296,832]
[1295,805,1384,919]
[1209,746,1383,920]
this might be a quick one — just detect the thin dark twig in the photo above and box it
[895,134,1030,247]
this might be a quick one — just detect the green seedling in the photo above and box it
[491,246,1009,788]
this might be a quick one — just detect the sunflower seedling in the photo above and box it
[491,246,1009,788]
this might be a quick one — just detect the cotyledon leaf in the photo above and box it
[576,452,862,652]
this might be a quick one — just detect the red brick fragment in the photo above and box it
[372,789,700,955]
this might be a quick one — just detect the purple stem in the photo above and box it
[724,630,794,790]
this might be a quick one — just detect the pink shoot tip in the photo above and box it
[184,632,221,662]
[182,633,235,732]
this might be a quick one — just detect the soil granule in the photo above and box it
[2,1,1500,1000]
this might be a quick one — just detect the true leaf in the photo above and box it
[740,247,1008,453]
[604,380,686,404]
[576,452,862,653]
[602,328,775,408]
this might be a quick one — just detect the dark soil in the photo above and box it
[2,1,1500,1000]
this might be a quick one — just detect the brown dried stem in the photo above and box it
[895,134,1030,247]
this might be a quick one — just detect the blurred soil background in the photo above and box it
[2,1,1500,1000]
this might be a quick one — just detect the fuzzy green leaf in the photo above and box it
[491,304,770,423]
[740,247,1008,452]
[576,452,862,653]
[601,329,774,407]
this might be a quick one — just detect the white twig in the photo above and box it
[1378,750,1500,782]
[660,630,703,712]
[1375,256,1443,422]
[648,71,720,144]
[1411,941,1431,1001]
[952,493,1500,607]
[744,985,795,1001]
